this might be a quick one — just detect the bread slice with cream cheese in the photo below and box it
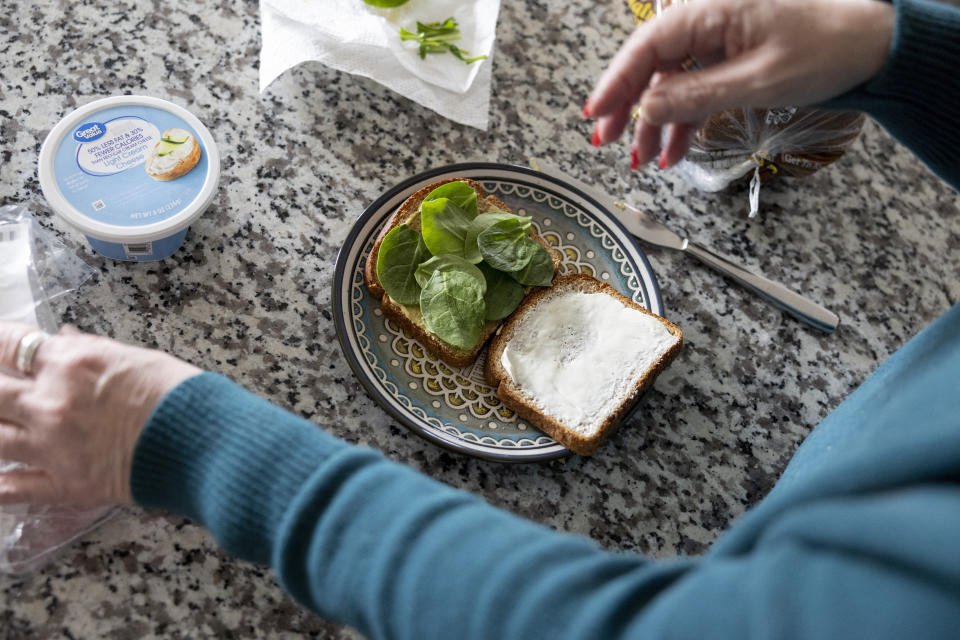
[485,274,682,455]
[364,178,561,368]
[145,127,202,181]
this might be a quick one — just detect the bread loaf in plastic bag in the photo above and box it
[677,107,865,215]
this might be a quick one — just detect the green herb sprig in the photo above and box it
[399,18,488,65]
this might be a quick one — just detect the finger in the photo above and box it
[0,322,39,375]
[594,101,633,146]
[587,2,737,117]
[633,117,662,167]
[639,50,775,125]
[631,71,672,166]
[59,325,84,336]
[0,376,31,423]
[660,122,696,168]
[0,421,35,464]
[0,468,57,505]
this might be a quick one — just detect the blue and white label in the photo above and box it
[75,118,161,176]
[52,105,208,228]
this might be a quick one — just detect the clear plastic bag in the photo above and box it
[0,204,110,575]
[641,0,866,216]
[675,107,865,216]
[0,205,98,331]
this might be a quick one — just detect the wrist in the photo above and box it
[131,373,349,564]
[850,0,895,83]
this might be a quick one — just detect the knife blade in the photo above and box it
[528,158,839,333]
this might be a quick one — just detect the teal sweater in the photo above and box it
[131,0,960,637]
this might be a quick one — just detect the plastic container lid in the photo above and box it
[38,95,220,244]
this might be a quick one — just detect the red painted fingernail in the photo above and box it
[591,128,600,147]
[658,151,667,170]
[630,148,639,170]
[582,100,591,118]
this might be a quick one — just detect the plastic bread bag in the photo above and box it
[676,107,865,216]
[0,204,108,575]
[627,0,866,217]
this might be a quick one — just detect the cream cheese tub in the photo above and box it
[38,96,219,261]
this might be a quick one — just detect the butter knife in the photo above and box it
[529,159,839,333]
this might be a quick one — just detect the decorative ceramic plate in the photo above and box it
[332,163,664,462]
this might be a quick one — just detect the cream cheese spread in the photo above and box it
[500,291,677,436]
[146,128,196,176]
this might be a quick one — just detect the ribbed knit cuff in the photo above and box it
[820,0,960,112]
[131,372,348,565]
[819,0,960,188]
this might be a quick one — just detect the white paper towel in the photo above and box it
[259,0,500,130]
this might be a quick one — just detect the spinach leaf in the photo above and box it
[424,181,479,217]
[480,263,525,321]
[421,198,475,257]
[420,185,479,258]
[420,182,481,256]
[478,217,538,272]
[464,212,528,264]
[510,242,554,287]
[420,270,486,349]
[415,254,487,294]
[376,224,432,306]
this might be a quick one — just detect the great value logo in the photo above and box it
[73,122,106,142]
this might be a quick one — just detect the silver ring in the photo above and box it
[15,331,49,376]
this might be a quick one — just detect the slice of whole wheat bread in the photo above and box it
[485,274,683,455]
[364,178,561,368]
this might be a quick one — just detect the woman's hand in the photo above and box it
[585,0,894,168]
[0,322,200,506]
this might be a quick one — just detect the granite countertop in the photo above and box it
[2,1,959,637]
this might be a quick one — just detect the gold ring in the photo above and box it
[15,331,49,376]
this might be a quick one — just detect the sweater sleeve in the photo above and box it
[819,0,960,190]
[130,296,960,640]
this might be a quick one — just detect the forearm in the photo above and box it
[821,0,960,190]
[130,368,960,640]
[130,373,694,639]
[273,444,693,639]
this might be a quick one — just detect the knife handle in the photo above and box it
[684,242,840,333]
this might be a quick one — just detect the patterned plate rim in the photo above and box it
[332,162,664,462]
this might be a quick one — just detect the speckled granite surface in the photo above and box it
[1,1,959,637]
